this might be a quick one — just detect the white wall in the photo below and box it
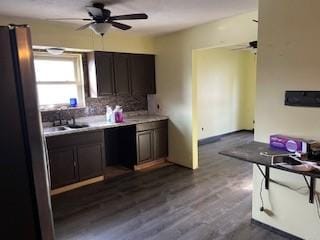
[155,11,258,169]
[254,0,320,239]
[195,48,256,140]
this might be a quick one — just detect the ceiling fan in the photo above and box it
[232,41,258,51]
[47,3,148,36]
[231,19,258,52]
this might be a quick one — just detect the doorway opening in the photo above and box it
[193,45,257,153]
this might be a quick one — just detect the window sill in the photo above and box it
[39,105,86,112]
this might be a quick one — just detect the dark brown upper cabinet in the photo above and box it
[88,51,115,97]
[87,51,156,97]
[130,54,156,95]
[113,53,131,96]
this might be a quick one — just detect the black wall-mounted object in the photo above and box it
[285,91,320,107]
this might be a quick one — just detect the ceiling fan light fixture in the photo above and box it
[46,47,65,55]
[89,22,112,36]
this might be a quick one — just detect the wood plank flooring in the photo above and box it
[52,132,289,240]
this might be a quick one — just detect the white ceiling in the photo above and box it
[0,0,258,36]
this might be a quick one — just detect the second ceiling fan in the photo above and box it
[48,2,148,36]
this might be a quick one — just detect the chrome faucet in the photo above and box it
[53,108,68,126]
[70,116,76,126]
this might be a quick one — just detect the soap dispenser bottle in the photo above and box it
[114,105,124,123]
[106,105,113,123]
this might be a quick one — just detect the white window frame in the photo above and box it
[33,51,86,111]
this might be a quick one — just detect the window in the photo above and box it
[33,52,85,110]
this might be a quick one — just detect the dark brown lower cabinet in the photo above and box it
[136,120,168,164]
[48,147,78,189]
[77,143,104,181]
[137,130,154,163]
[46,131,105,189]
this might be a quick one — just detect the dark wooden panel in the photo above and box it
[0,26,39,240]
[154,127,168,160]
[136,120,167,132]
[88,51,115,97]
[136,130,154,163]
[48,147,78,189]
[77,143,104,180]
[130,54,156,95]
[46,130,104,150]
[114,53,131,96]
[14,27,55,239]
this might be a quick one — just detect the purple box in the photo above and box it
[269,134,306,153]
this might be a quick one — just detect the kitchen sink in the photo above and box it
[44,124,89,133]
[67,124,89,129]
[44,126,68,133]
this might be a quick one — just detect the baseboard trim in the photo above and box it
[134,158,172,171]
[251,219,303,240]
[198,129,254,146]
[50,176,104,196]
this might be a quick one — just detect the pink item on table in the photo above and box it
[115,111,124,123]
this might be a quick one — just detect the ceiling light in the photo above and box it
[89,23,112,37]
[46,47,65,55]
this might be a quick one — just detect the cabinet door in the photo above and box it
[114,53,131,96]
[154,127,168,160]
[48,147,78,189]
[130,54,156,95]
[94,52,115,96]
[136,130,154,163]
[77,143,104,181]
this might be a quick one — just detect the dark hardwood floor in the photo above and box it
[52,132,289,240]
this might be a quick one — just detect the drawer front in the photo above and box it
[46,130,104,150]
[136,120,167,132]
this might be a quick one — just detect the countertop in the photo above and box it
[220,141,320,178]
[43,114,168,138]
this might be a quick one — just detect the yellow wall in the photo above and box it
[195,48,256,140]
[244,50,257,131]
[155,11,258,168]
[254,0,320,239]
[0,15,155,53]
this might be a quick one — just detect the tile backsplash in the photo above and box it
[40,53,147,123]
[40,95,147,122]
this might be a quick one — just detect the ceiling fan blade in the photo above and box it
[111,21,132,30]
[86,6,104,17]
[76,22,94,31]
[46,18,92,21]
[110,13,148,21]
[231,46,250,51]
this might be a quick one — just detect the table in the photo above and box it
[220,142,320,204]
